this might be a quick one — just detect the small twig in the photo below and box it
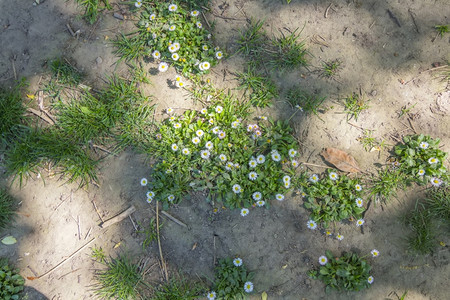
[213,235,216,266]
[91,197,103,223]
[156,201,169,281]
[58,268,81,280]
[211,11,245,21]
[201,11,211,28]
[11,57,17,80]
[300,162,333,169]
[27,238,95,280]
[129,215,138,232]
[324,3,332,18]
[347,122,375,131]
[408,9,419,33]
[26,108,55,125]
[100,206,136,228]
[387,9,401,27]
[66,23,76,37]
[161,211,188,228]
[407,116,418,134]
[77,216,82,240]
[84,227,92,240]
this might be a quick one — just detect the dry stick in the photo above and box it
[408,9,420,33]
[160,211,188,228]
[84,227,92,240]
[27,238,95,280]
[77,216,82,240]
[324,3,332,18]
[58,268,81,280]
[66,23,76,36]
[100,205,136,228]
[300,161,333,169]
[347,122,375,132]
[201,11,211,29]
[11,57,17,80]
[156,201,169,281]
[26,108,55,125]
[91,198,104,223]
[129,215,138,232]
[407,117,418,134]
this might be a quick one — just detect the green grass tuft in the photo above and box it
[0,81,28,147]
[268,28,309,70]
[75,0,112,24]
[235,68,278,107]
[343,93,369,121]
[0,189,17,230]
[152,273,206,300]
[50,58,83,86]
[321,59,341,78]
[425,186,450,224]
[286,86,326,117]
[403,201,437,254]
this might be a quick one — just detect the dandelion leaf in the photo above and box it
[320,148,361,173]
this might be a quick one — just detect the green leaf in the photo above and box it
[336,268,350,277]
[1,236,17,245]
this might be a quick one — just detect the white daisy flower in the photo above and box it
[218,131,226,139]
[168,194,175,202]
[256,155,265,164]
[202,45,208,51]
[232,184,242,194]
[219,154,227,162]
[168,44,177,53]
[329,172,338,181]
[248,160,257,168]
[283,175,291,183]
[182,148,190,155]
[169,116,176,122]
[306,220,317,230]
[244,281,253,293]
[325,231,332,236]
[191,10,199,17]
[150,13,156,20]
[356,219,365,227]
[155,133,162,139]
[201,108,207,114]
[231,121,240,128]
[240,208,249,217]
[152,50,161,59]
[336,234,344,241]
[247,124,254,132]
[430,177,443,187]
[171,53,179,61]
[146,198,152,204]
[135,1,142,8]
[171,144,178,151]
[205,141,213,150]
[256,200,265,207]
[371,249,379,257]
[215,105,223,113]
[248,172,258,181]
[318,255,328,265]
[291,160,299,167]
[169,25,176,31]
[192,137,200,144]
[233,258,243,267]
[140,178,148,186]
[201,61,210,70]
[173,42,180,50]
[166,107,174,114]
[271,151,281,162]
[146,191,155,199]
[225,162,234,171]
[165,169,172,174]
[158,62,169,72]
[428,157,439,164]
[152,33,157,39]
[168,3,177,12]
[208,119,214,125]
[355,198,363,208]
[275,194,284,201]
[196,129,204,137]
[216,51,223,59]
[212,126,220,134]
[252,192,262,201]
[417,169,425,176]
[175,81,185,88]
[355,184,362,191]
[173,123,181,129]
[200,150,210,159]
[309,174,319,183]
[288,149,297,157]
[419,142,429,149]
[367,276,374,284]
[206,291,216,300]
[196,21,202,29]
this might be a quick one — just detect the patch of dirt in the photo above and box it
[1,0,449,299]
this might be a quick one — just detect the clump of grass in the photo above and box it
[358,129,386,153]
[403,201,436,254]
[369,167,405,203]
[425,186,450,223]
[0,189,17,230]
[137,217,161,250]
[235,68,278,107]
[112,33,148,63]
[0,81,28,147]
[434,24,449,37]
[152,273,206,300]
[268,28,309,70]
[75,0,112,24]
[321,59,341,78]
[286,86,326,117]
[343,93,369,121]
[236,19,268,63]
[50,58,83,86]
[93,254,147,299]
[91,246,106,263]
[5,128,98,188]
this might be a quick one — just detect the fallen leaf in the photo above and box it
[113,242,121,249]
[320,148,361,173]
[1,236,17,245]
[191,243,197,250]
[281,264,288,269]
[261,291,268,300]
[26,94,35,99]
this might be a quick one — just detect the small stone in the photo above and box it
[370,90,377,97]
[96,57,103,64]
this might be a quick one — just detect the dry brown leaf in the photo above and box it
[320,148,361,173]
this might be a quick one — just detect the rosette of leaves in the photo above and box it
[134,1,222,75]
[213,258,254,299]
[308,251,371,293]
[394,134,448,184]
[0,258,25,300]
[301,170,365,228]
[147,96,298,210]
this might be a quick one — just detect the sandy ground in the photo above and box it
[0,0,449,299]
